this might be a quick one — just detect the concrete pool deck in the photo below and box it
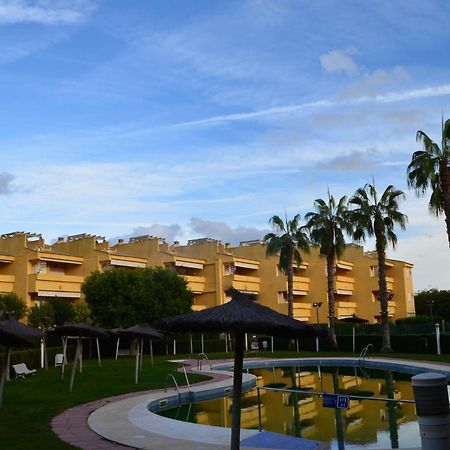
[52,357,450,450]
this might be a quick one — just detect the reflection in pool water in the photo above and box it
[158,366,423,449]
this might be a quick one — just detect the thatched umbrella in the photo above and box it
[120,324,163,384]
[0,316,45,378]
[157,291,327,450]
[0,326,32,408]
[338,314,369,352]
[52,323,109,392]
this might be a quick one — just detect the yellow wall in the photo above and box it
[0,233,415,324]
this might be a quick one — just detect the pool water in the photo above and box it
[158,366,423,449]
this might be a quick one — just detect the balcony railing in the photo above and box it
[28,273,84,294]
[183,275,206,294]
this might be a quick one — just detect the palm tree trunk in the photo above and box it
[326,253,338,349]
[376,233,392,352]
[440,164,450,248]
[287,262,294,318]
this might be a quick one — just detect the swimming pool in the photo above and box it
[88,357,450,450]
[156,359,450,450]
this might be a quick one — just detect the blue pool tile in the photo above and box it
[240,431,330,449]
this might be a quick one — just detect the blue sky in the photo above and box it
[1,0,450,290]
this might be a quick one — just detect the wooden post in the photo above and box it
[69,338,81,392]
[79,339,83,374]
[189,333,193,355]
[135,339,140,384]
[96,338,101,367]
[61,337,66,380]
[352,326,356,353]
[139,338,144,371]
[115,337,120,360]
[43,337,48,371]
[0,347,11,409]
[201,333,204,354]
[150,339,154,367]
[230,332,244,450]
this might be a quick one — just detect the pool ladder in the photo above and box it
[197,352,210,370]
[358,344,373,378]
[165,364,192,403]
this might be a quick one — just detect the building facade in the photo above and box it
[0,232,415,324]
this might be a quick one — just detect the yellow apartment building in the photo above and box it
[0,232,415,324]
[0,232,84,305]
[112,235,208,311]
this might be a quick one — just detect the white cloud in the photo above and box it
[0,172,14,194]
[188,217,269,246]
[0,0,93,25]
[320,49,358,76]
[342,66,411,99]
[110,225,182,245]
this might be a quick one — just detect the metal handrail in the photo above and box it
[359,343,373,365]
[165,373,181,402]
[197,352,210,370]
[257,385,415,403]
[255,384,415,433]
[178,363,191,392]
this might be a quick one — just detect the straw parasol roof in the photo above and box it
[119,324,163,384]
[120,324,163,339]
[0,323,33,409]
[0,316,44,339]
[338,314,369,324]
[51,323,109,392]
[157,294,326,338]
[0,326,33,348]
[157,290,327,450]
[51,322,109,338]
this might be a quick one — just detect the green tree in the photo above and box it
[28,302,55,330]
[407,118,450,246]
[73,301,92,324]
[263,214,310,318]
[51,297,75,326]
[82,267,194,328]
[414,288,450,322]
[0,292,27,320]
[349,183,407,352]
[305,193,353,348]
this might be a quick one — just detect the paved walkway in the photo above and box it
[51,357,450,450]
[51,359,232,450]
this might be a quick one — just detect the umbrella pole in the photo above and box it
[115,337,120,360]
[230,332,244,450]
[61,337,66,380]
[352,326,356,353]
[43,337,48,371]
[135,339,140,384]
[201,333,204,354]
[0,347,11,409]
[139,338,144,371]
[150,339,154,367]
[225,333,228,353]
[96,338,101,367]
[5,349,11,382]
[79,340,83,374]
[189,334,193,355]
[244,333,248,351]
[69,338,81,393]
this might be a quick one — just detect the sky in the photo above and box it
[0,0,450,291]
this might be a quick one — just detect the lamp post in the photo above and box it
[428,300,435,324]
[312,302,322,352]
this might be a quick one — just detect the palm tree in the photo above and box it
[263,214,310,318]
[305,193,353,348]
[407,117,450,246]
[349,183,407,352]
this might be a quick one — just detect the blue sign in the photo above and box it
[322,394,349,410]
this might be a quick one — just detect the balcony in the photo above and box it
[224,274,260,294]
[371,276,394,293]
[335,275,354,295]
[278,276,310,295]
[0,274,14,292]
[293,302,312,321]
[336,301,357,318]
[28,273,84,297]
[184,275,206,294]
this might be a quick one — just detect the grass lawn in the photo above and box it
[0,355,210,450]
[1,350,449,450]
